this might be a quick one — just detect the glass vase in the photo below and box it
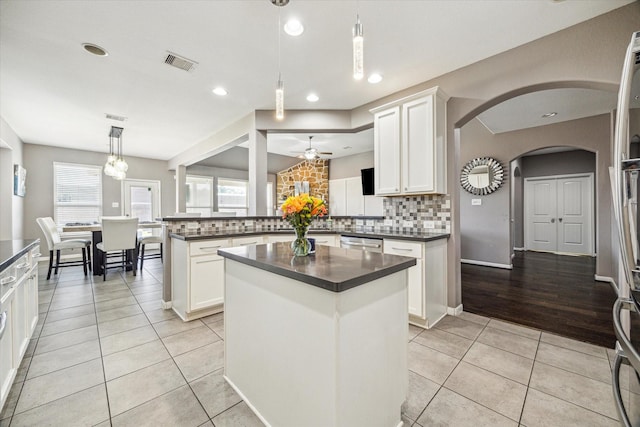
[291,226,311,257]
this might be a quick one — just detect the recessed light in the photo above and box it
[368,73,383,84]
[306,93,319,102]
[541,112,558,118]
[212,87,228,96]
[284,19,304,36]
[82,43,108,56]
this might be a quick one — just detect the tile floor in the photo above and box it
[0,258,626,426]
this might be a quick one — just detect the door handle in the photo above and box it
[612,352,634,427]
[613,298,640,373]
[550,218,555,223]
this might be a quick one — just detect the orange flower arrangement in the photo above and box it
[281,193,327,256]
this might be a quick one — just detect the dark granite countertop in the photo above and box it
[218,242,416,293]
[160,215,383,221]
[170,229,449,242]
[0,239,39,273]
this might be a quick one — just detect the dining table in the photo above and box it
[62,221,162,275]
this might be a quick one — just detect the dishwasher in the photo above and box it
[339,235,383,253]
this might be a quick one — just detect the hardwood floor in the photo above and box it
[462,251,617,348]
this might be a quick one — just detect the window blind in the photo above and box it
[218,178,248,216]
[53,162,102,226]
[186,175,213,216]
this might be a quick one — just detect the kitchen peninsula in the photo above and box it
[218,242,415,427]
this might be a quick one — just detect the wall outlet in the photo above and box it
[365,219,375,226]
[383,219,393,227]
[187,222,198,229]
[402,220,413,228]
[472,199,482,206]
[111,202,119,208]
[245,219,254,227]
[355,219,364,226]
[423,220,436,229]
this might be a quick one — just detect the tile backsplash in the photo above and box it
[164,195,450,235]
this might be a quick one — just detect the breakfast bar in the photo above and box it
[218,242,416,427]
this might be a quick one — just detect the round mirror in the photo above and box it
[460,157,504,195]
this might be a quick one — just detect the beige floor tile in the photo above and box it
[135,290,163,302]
[402,371,440,421]
[103,339,170,380]
[10,385,109,427]
[190,369,243,418]
[417,387,517,427]
[27,339,101,379]
[92,284,130,296]
[153,317,204,338]
[413,327,473,359]
[15,359,104,414]
[458,311,491,326]
[95,296,138,312]
[409,324,423,341]
[139,299,164,312]
[45,303,95,323]
[96,304,143,323]
[106,359,186,416]
[98,313,150,337]
[477,326,539,359]
[14,357,31,383]
[23,339,37,358]
[129,284,163,295]
[540,332,609,359]
[463,342,533,385]
[48,294,94,311]
[0,381,23,420]
[536,342,612,384]
[174,341,225,382]
[200,312,224,324]
[445,361,527,421]
[487,319,541,341]
[162,325,221,357]
[35,325,98,355]
[212,402,265,427]
[529,361,618,419]
[111,384,208,427]
[94,289,134,303]
[100,325,159,356]
[207,319,225,339]
[434,315,485,340]
[144,307,178,323]
[521,388,618,427]
[40,313,96,337]
[408,342,459,385]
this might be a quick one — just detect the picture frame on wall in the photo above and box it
[13,164,26,197]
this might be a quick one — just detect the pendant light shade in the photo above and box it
[104,126,127,180]
[276,77,284,120]
[352,14,364,80]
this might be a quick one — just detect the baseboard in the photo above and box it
[447,304,463,316]
[595,275,617,293]
[161,300,172,310]
[461,259,513,270]
[224,375,272,427]
[513,247,525,251]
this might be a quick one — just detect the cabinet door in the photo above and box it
[26,268,38,335]
[190,255,224,311]
[0,291,15,411]
[374,106,401,195]
[12,276,28,362]
[232,236,265,247]
[384,240,424,318]
[402,96,435,194]
[345,177,364,216]
[329,179,346,216]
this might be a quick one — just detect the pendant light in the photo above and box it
[103,132,117,177]
[352,5,364,80]
[272,0,288,120]
[104,126,127,180]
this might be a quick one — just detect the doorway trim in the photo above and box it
[524,172,594,256]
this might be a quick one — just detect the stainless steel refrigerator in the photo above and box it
[611,30,640,427]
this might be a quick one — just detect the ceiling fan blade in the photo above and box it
[318,152,333,155]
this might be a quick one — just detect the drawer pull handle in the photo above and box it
[240,242,257,246]
[16,262,30,269]
[391,247,413,252]
[0,311,6,340]
[32,253,42,258]
[196,259,218,264]
[200,246,222,250]
[316,240,328,243]
[1,276,16,286]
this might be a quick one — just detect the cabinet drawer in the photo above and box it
[29,246,41,268]
[384,240,423,258]
[232,236,265,247]
[189,239,231,256]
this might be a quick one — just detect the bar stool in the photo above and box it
[96,217,139,281]
[36,217,92,280]
[137,231,163,271]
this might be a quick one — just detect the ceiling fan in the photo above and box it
[291,136,333,160]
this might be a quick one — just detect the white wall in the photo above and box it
[329,152,374,180]
[0,118,25,240]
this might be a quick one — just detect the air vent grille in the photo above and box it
[105,113,127,122]
[164,52,198,72]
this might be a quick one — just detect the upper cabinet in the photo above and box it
[371,87,449,196]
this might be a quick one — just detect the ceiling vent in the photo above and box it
[164,52,198,72]
[105,113,127,122]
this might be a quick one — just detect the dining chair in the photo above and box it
[96,217,139,281]
[36,217,92,280]
[137,229,163,270]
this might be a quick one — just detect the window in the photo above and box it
[186,175,213,216]
[53,162,102,226]
[217,178,248,216]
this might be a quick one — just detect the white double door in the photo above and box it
[524,174,593,255]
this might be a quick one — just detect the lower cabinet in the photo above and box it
[384,238,447,328]
[0,244,39,411]
[266,234,338,247]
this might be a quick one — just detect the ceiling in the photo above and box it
[0,1,633,160]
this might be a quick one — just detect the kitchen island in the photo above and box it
[218,242,416,427]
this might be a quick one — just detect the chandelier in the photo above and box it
[104,126,128,180]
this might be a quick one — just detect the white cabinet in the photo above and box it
[371,87,448,195]
[329,177,383,217]
[231,235,265,247]
[384,238,447,328]
[171,238,231,321]
[307,234,338,247]
[0,243,39,412]
[266,234,295,243]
